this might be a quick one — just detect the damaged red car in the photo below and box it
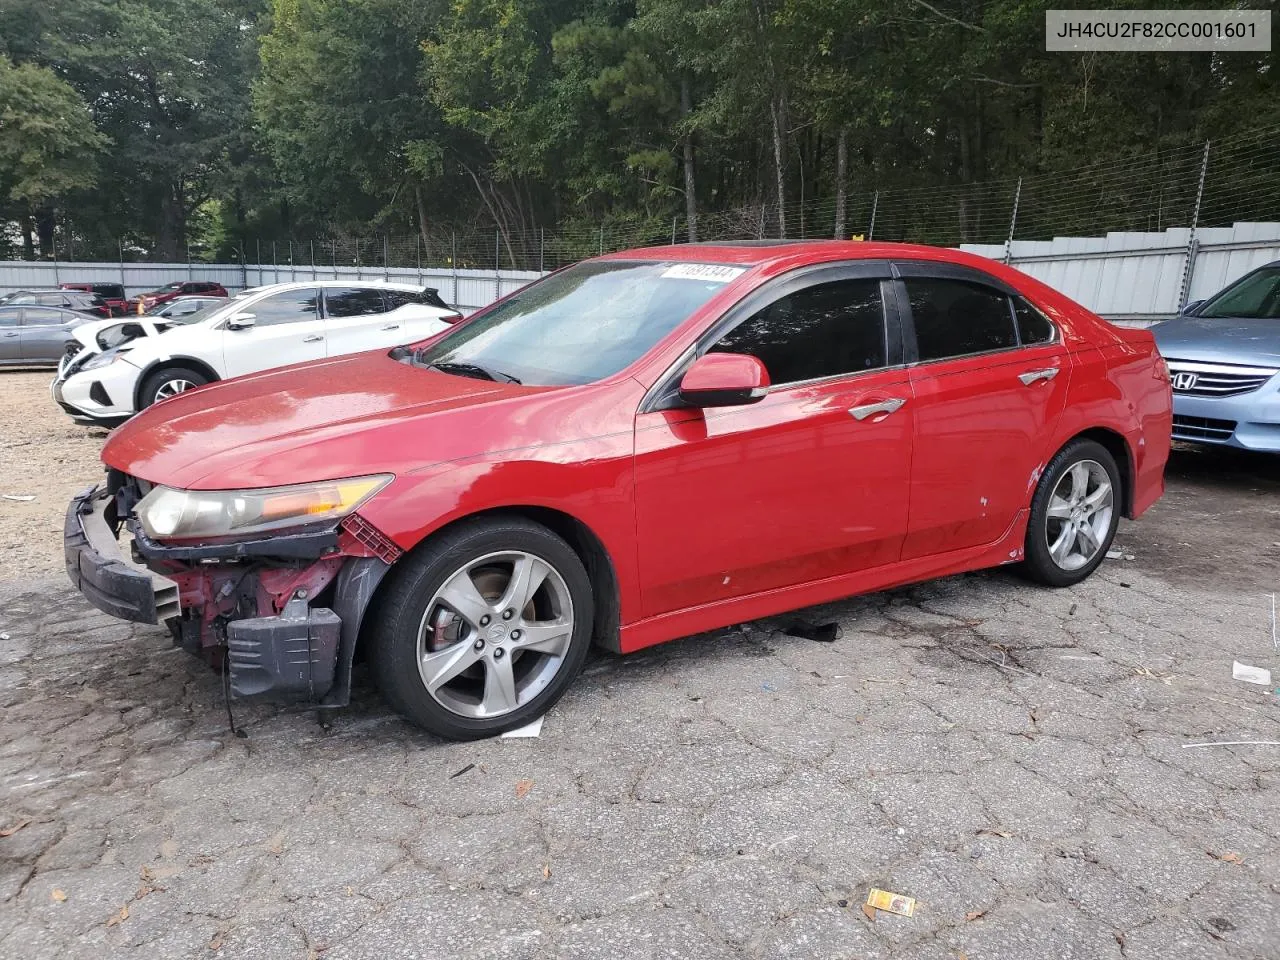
[65,242,1171,739]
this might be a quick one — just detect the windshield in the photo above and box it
[165,305,219,325]
[1198,267,1280,320]
[415,260,743,386]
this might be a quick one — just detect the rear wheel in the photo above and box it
[1022,439,1120,587]
[367,516,594,740]
[139,366,209,408]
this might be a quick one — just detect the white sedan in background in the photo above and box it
[53,280,461,426]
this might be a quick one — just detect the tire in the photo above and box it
[1021,438,1121,587]
[139,365,209,408]
[367,516,594,740]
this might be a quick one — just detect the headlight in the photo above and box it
[81,350,127,371]
[135,475,393,540]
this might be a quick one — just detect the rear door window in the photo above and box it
[245,289,320,326]
[903,277,1017,361]
[709,278,887,386]
[1013,297,1055,345]
[325,287,387,318]
[23,307,67,326]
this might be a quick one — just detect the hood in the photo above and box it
[101,350,567,490]
[1153,315,1280,367]
[70,317,161,352]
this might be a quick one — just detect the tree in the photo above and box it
[0,55,107,257]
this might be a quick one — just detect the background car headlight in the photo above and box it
[135,475,393,540]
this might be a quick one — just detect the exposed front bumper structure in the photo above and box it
[65,486,179,623]
[64,483,391,706]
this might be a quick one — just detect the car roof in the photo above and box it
[596,240,985,267]
[243,279,437,293]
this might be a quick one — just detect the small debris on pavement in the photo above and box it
[501,716,543,738]
[1210,850,1244,864]
[965,909,987,921]
[1182,740,1280,749]
[448,763,476,780]
[542,863,552,879]
[0,818,31,837]
[515,778,534,798]
[865,887,917,918]
[1232,661,1272,685]
[0,632,9,640]
[105,903,129,927]
[1106,549,1123,560]
[784,620,840,643]
[1,494,35,502]
[761,680,779,692]
[51,888,67,902]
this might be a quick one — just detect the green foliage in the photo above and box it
[1,0,1277,256]
[0,56,106,207]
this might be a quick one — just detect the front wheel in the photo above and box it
[139,366,210,409]
[367,517,594,740]
[1021,439,1121,587]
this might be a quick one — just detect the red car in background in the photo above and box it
[132,280,228,312]
[61,282,130,317]
[64,241,1171,740]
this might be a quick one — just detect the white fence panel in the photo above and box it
[962,223,1280,320]
[6,222,1280,320]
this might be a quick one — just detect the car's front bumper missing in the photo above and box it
[64,484,391,706]
[64,486,179,623]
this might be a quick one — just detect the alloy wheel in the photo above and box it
[415,550,575,719]
[1044,460,1114,571]
[154,378,196,401]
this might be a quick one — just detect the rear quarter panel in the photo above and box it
[1051,324,1171,518]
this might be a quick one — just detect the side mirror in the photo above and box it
[225,312,257,330]
[678,353,770,408]
[1180,299,1204,316]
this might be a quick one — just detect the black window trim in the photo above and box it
[641,259,902,413]
[890,260,1058,366]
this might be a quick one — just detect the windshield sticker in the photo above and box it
[661,263,746,283]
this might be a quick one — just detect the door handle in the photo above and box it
[1018,367,1059,385]
[302,335,324,343]
[2,332,17,338]
[849,397,906,421]
[380,323,401,331]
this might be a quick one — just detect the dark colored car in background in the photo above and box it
[0,304,92,366]
[62,282,129,317]
[133,280,228,313]
[0,288,113,318]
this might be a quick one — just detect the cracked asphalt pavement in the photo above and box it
[2,368,1279,959]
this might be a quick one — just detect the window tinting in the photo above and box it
[709,278,886,385]
[905,278,1016,361]
[1013,298,1054,345]
[385,289,449,310]
[247,289,319,326]
[325,287,386,318]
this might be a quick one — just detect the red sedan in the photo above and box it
[132,280,229,312]
[65,242,1171,739]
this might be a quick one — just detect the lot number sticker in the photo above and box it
[661,263,746,283]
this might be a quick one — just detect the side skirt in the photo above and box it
[618,509,1030,654]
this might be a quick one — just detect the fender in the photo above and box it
[131,355,222,409]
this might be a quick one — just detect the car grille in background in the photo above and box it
[1171,415,1237,442]
[1165,359,1277,398]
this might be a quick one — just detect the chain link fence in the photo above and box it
[8,124,1279,275]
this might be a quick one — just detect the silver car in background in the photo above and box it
[0,303,94,367]
[1153,261,1280,452]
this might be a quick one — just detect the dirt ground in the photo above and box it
[0,370,108,580]
[2,367,1279,959]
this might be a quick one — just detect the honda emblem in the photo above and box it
[1171,371,1198,391]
